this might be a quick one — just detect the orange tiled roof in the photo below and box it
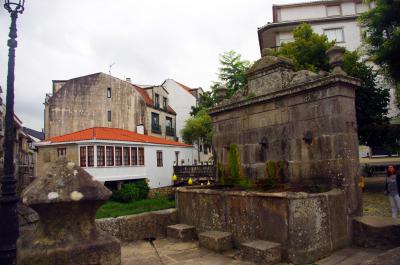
[175,81,195,95]
[132,85,176,115]
[46,127,191,147]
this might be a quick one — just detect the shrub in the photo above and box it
[217,144,253,189]
[111,179,150,203]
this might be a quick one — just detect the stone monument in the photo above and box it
[209,47,362,217]
[176,46,363,264]
[17,158,121,265]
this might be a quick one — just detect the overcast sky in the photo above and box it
[0,0,299,131]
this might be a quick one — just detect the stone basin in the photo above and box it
[176,186,350,264]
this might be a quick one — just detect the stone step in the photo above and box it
[360,246,400,265]
[353,216,400,250]
[198,230,233,253]
[166,224,196,241]
[239,240,282,265]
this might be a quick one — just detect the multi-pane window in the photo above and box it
[277,31,294,46]
[324,28,344,43]
[155,93,160,108]
[87,146,94,167]
[156,151,163,167]
[57,148,66,158]
[326,5,341,17]
[123,147,130,166]
[151,112,160,133]
[80,147,86,167]
[97,146,105,167]
[106,146,114,166]
[131,147,138,165]
[107,87,112,98]
[107,110,112,122]
[163,97,167,110]
[138,147,145,165]
[356,3,369,14]
[115,147,122,166]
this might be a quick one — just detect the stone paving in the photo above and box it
[121,238,384,265]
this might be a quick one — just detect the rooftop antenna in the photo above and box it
[108,63,115,76]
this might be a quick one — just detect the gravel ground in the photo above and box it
[363,179,392,217]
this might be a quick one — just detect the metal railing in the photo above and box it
[151,123,161,134]
[166,127,175,136]
[173,165,215,184]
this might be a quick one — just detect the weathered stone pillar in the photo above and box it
[17,159,121,265]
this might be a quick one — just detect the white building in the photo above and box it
[258,0,398,117]
[161,79,203,141]
[139,79,212,164]
[35,127,195,189]
[258,0,373,51]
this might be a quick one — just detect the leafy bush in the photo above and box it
[217,144,253,189]
[111,179,150,203]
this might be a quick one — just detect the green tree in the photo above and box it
[190,91,216,117]
[342,51,390,145]
[276,23,334,72]
[274,23,390,145]
[214,50,251,97]
[181,109,213,161]
[360,0,400,106]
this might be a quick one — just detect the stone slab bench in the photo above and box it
[353,216,400,250]
[360,247,400,265]
[239,240,281,265]
[167,224,196,241]
[199,231,233,253]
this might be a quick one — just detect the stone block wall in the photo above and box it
[176,187,349,264]
[44,73,147,139]
[96,208,178,241]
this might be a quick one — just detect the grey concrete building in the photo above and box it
[44,73,177,141]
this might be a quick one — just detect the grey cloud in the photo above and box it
[0,0,300,131]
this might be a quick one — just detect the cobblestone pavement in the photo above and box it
[122,238,384,265]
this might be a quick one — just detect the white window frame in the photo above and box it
[326,5,342,17]
[323,27,345,43]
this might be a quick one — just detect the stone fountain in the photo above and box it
[176,46,362,264]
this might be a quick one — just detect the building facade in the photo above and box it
[140,79,212,164]
[44,73,177,141]
[36,127,194,188]
[258,0,398,116]
[258,0,373,51]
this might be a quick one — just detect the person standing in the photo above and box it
[385,165,400,218]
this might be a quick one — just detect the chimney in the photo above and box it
[126,77,132,83]
[136,124,144,134]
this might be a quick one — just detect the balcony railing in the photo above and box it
[166,126,175,136]
[151,123,161,134]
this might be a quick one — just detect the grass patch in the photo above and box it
[96,197,175,219]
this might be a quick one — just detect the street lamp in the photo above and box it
[0,0,25,264]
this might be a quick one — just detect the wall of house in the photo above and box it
[311,20,362,51]
[36,144,78,177]
[145,145,194,188]
[37,142,195,188]
[277,1,370,22]
[145,107,176,141]
[44,73,147,139]
[162,79,197,141]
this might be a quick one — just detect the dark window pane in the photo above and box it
[97,146,105,166]
[80,146,86,167]
[88,146,94,167]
